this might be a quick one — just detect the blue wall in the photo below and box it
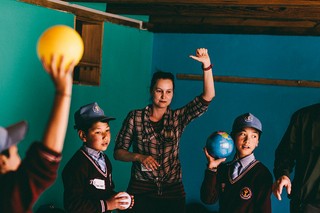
[3,1,320,212]
[153,34,320,212]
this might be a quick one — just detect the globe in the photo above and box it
[206,131,234,158]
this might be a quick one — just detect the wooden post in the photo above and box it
[176,73,320,88]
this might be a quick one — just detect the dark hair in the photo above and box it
[150,71,175,92]
[0,149,10,158]
[75,124,90,133]
[75,120,110,133]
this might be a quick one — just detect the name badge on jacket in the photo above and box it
[90,178,105,190]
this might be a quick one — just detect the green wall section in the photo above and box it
[1,1,152,211]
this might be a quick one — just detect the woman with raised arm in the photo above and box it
[114,48,215,213]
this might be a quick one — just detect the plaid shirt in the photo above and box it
[115,95,210,184]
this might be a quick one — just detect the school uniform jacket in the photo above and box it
[200,161,272,213]
[62,147,116,213]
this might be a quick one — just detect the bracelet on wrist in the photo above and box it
[207,166,217,172]
[202,64,213,71]
[56,91,71,97]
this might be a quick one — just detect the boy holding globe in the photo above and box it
[200,112,272,213]
[62,102,134,212]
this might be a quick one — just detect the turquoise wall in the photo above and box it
[3,1,320,212]
[1,1,152,211]
[153,34,320,212]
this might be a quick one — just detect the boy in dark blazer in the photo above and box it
[62,102,133,213]
[201,113,272,213]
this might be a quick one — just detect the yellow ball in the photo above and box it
[37,25,84,68]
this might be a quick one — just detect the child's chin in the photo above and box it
[101,146,108,151]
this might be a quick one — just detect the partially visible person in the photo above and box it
[0,55,76,213]
[200,113,273,213]
[114,48,215,213]
[62,102,134,213]
[273,104,320,213]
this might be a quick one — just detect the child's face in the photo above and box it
[81,121,111,152]
[234,127,259,158]
[0,145,21,174]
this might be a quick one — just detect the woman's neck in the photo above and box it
[150,106,166,122]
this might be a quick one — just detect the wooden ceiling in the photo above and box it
[62,0,320,36]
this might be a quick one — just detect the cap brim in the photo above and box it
[92,116,115,123]
[100,116,115,122]
[232,125,262,133]
[0,121,28,152]
[75,116,115,129]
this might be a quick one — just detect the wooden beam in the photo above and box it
[176,74,320,88]
[61,0,320,35]
[105,3,320,20]
[67,0,320,7]
[102,1,320,35]
[146,20,320,35]
[18,0,146,30]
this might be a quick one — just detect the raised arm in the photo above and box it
[41,56,75,153]
[200,148,225,204]
[189,48,215,102]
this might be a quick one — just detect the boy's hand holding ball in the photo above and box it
[115,192,134,210]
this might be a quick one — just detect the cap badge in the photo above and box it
[93,104,102,113]
[244,115,253,122]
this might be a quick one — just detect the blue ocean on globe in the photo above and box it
[206,131,234,158]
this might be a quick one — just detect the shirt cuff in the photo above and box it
[198,95,211,105]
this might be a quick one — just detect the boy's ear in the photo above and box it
[0,155,7,164]
[0,155,8,174]
[78,130,87,142]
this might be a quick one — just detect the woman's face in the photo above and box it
[81,122,111,152]
[151,78,174,109]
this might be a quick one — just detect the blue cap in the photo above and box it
[232,112,262,133]
[74,102,115,130]
[0,121,28,152]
